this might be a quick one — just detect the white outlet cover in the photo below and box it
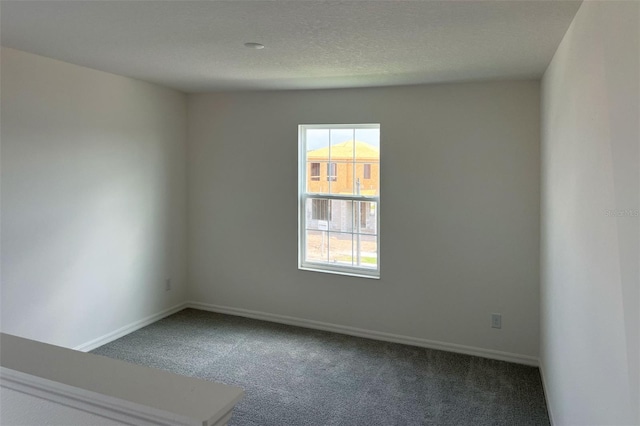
[491,313,502,329]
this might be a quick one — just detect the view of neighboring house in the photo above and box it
[306,140,380,197]
[304,140,379,268]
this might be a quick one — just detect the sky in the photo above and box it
[306,128,380,151]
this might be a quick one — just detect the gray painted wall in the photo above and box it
[187,81,541,359]
[541,1,640,424]
[0,48,188,348]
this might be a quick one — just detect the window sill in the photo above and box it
[299,265,380,280]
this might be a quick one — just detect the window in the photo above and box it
[311,199,331,221]
[299,124,380,278]
[310,163,320,181]
[364,164,371,179]
[327,163,337,181]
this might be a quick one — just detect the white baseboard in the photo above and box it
[72,299,539,366]
[187,301,539,366]
[74,302,188,352]
[538,359,555,426]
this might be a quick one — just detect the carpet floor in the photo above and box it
[91,308,550,426]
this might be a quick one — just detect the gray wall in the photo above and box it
[541,1,639,424]
[0,48,188,348]
[188,81,541,360]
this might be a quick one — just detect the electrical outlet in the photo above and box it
[491,313,502,329]
[165,278,171,292]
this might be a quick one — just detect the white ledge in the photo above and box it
[0,333,244,426]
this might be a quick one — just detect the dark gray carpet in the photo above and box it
[91,308,550,426]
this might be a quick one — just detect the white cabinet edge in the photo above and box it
[1,367,225,426]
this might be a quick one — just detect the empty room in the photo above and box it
[1,1,638,425]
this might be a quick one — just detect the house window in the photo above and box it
[327,163,337,181]
[311,199,331,221]
[299,124,380,278]
[310,163,320,181]
[364,164,371,179]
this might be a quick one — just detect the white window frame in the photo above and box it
[298,123,380,279]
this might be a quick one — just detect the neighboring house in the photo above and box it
[306,140,380,197]
[305,140,379,266]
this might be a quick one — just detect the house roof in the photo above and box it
[307,140,379,161]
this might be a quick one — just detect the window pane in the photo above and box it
[355,201,377,235]
[328,232,354,266]
[354,129,379,196]
[306,198,331,230]
[355,128,380,162]
[306,230,328,263]
[329,200,353,233]
[330,128,354,160]
[306,128,330,152]
[354,234,377,269]
[354,163,378,196]
[328,161,353,195]
[354,164,377,198]
[329,129,354,196]
[306,128,330,193]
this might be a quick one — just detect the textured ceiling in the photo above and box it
[0,1,581,92]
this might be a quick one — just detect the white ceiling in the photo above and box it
[0,0,581,92]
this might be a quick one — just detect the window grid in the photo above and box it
[299,124,380,278]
